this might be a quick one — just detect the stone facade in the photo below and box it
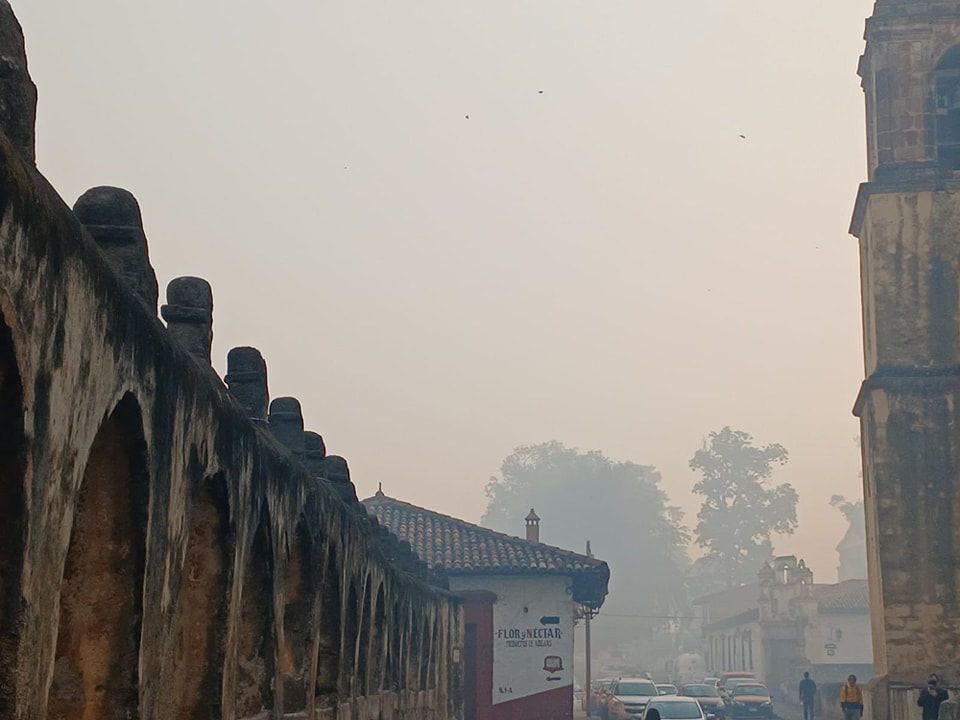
[0,3,463,719]
[852,2,960,718]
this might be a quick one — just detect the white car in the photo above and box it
[641,696,708,720]
[606,678,661,719]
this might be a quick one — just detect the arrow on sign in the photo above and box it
[540,616,560,625]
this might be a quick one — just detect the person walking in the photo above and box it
[918,675,949,720]
[799,672,817,720]
[840,675,864,720]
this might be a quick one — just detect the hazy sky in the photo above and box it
[14,0,875,582]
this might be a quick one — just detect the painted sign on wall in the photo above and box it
[489,576,574,705]
[449,574,576,706]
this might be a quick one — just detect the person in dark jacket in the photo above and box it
[799,672,817,720]
[918,676,949,720]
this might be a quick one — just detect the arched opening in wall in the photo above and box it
[281,523,315,713]
[935,45,960,171]
[369,585,386,695]
[386,602,403,692]
[315,543,341,706]
[356,576,373,696]
[47,394,149,720]
[0,312,26,718]
[408,612,421,692]
[234,514,275,718]
[418,617,431,691]
[342,580,360,696]
[428,614,440,690]
[165,465,231,720]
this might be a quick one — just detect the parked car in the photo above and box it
[605,678,661,719]
[658,684,679,696]
[718,672,756,698]
[641,696,708,720]
[590,679,617,714]
[725,683,774,719]
[703,677,720,688]
[679,683,726,720]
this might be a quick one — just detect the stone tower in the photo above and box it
[853,1,960,715]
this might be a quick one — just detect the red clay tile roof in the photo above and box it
[362,492,610,608]
[814,579,869,613]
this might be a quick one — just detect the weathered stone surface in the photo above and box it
[268,397,305,457]
[73,186,160,311]
[225,346,270,422]
[303,431,326,479]
[0,1,36,165]
[854,3,960,716]
[161,276,214,364]
[324,455,360,505]
[938,699,960,720]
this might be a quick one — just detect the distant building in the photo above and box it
[836,511,868,582]
[364,490,610,720]
[694,557,873,695]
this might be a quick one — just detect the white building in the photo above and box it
[694,557,873,695]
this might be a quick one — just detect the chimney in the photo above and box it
[525,508,541,544]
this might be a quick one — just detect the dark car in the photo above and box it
[680,683,726,720]
[726,683,774,719]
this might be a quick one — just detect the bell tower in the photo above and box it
[853,1,960,716]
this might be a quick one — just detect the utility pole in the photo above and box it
[585,540,593,717]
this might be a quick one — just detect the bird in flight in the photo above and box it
[739,134,747,140]
[465,114,470,120]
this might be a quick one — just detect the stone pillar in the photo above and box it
[0,1,37,165]
[268,397,304,458]
[73,187,160,311]
[939,700,960,720]
[160,277,213,364]
[854,5,960,718]
[225,347,269,422]
[323,455,359,505]
[303,431,326,479]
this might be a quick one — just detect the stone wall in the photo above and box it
[0,3,463,719]
[853,3,960,719]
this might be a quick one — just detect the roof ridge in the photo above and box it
[362,492,605,568]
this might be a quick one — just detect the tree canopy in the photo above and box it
[482,441,689,614]
[689,427,797,591]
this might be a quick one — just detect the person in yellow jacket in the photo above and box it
[840,675,865,720]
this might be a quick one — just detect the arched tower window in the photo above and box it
[935,45,960,171]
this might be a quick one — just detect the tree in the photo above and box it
[483,441,689,615]
[689,427,797,590]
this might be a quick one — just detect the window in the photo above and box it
[936,45,960,171]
